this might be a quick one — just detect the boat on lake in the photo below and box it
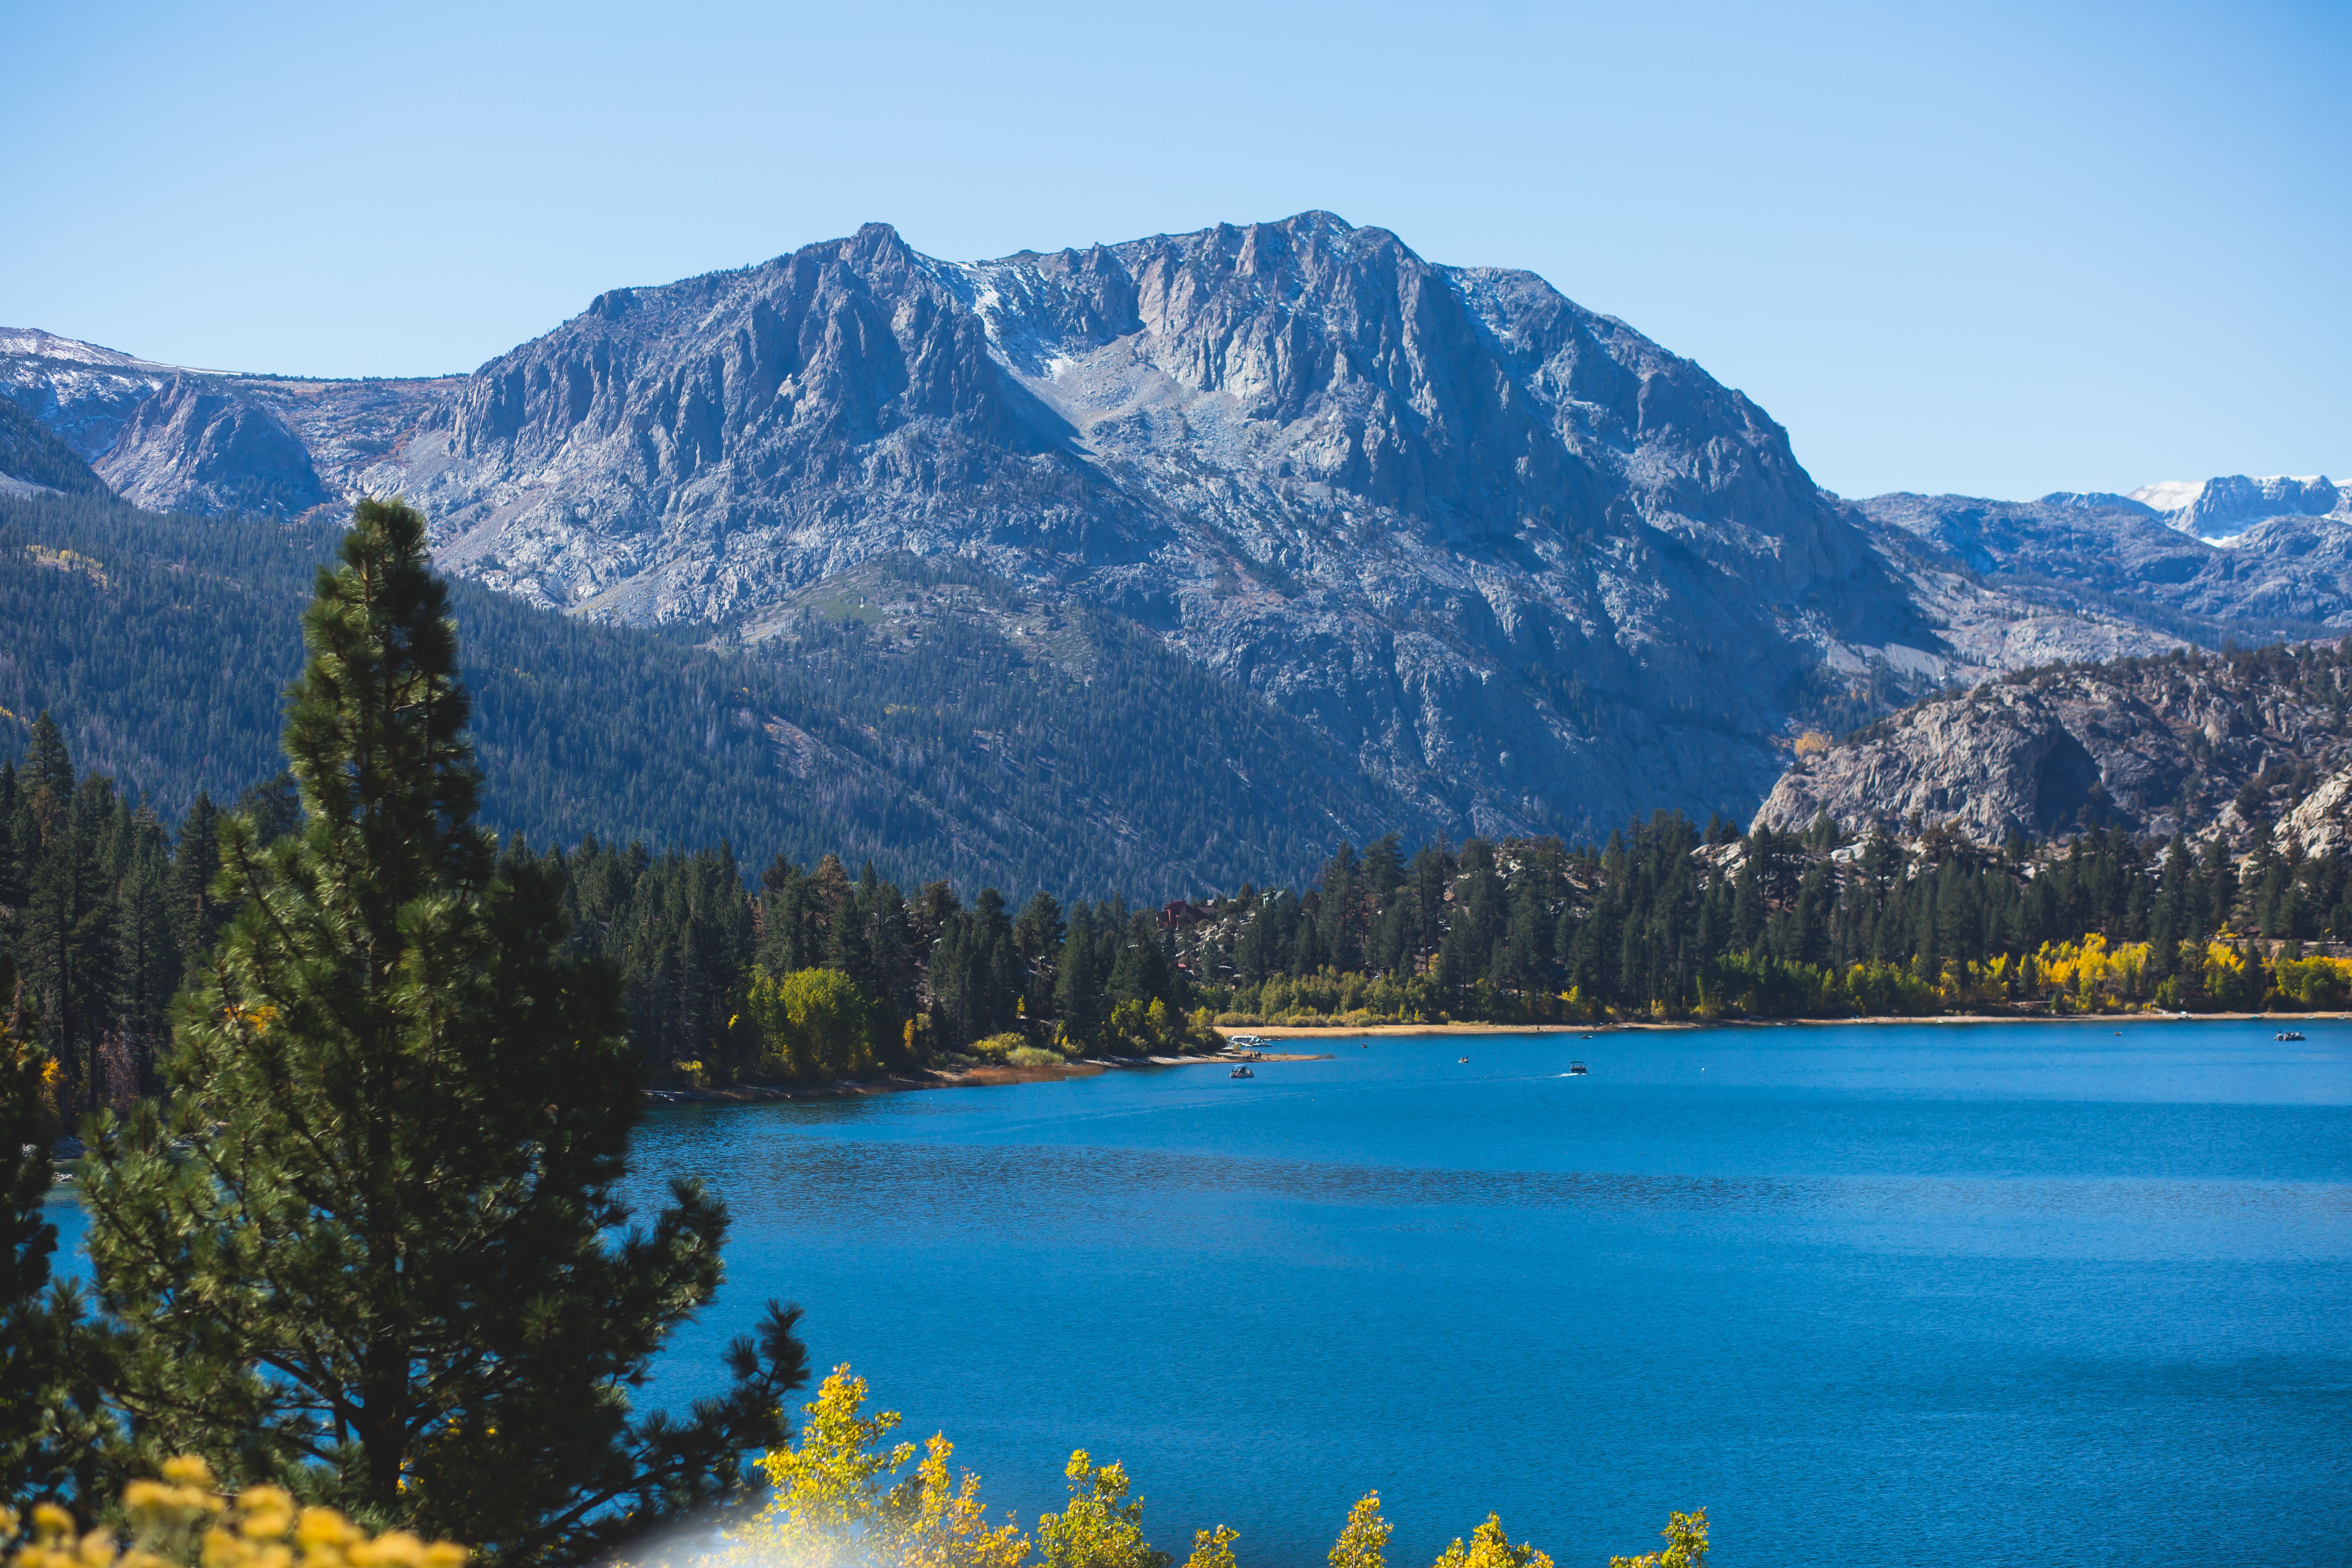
[2276,1030,2306,1040]
[1569,1061,1587,1075]
[1229,1065,1254,1079]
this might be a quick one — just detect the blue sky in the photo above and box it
[5,0,2345,500]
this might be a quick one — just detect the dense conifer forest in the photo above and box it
[0,491,1394,900]
[13,697,2352,1113]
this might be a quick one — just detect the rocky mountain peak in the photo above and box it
[2130,473,2348,541]
[14,215,2327,848]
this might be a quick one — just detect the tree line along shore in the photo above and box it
[11,716,2352,1115]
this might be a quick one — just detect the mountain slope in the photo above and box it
[0,490,1398,897]
[0,396,108,497]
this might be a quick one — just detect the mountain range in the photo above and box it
[5,212,2347,878]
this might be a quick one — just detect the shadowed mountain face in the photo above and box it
[0,396,108,497]
[7,214,2334,850]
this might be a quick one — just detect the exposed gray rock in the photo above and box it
[0,328,172,461]
[2276,763,2352,859]
[1755,647,2352,842]
[2137,474,2346,541]
[93,377,328,516]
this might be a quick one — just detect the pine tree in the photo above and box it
[78,499,808,1563]
[0,952,98,1506]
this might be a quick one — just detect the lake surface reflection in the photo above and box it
[51,1021,2352,1565]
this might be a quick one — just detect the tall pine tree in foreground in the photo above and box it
[79,499,808,1563]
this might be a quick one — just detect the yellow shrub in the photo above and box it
[4,1457,465,1568]
[734,1366,1027,1568]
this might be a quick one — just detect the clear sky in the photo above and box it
[5,0,2345,501]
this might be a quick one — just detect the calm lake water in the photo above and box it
[49,1023,2352,1565]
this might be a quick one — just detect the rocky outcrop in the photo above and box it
[1755,646,2352,842]
[0,327,172,461]
[93,377,328,516]
[2276,764,2352,858]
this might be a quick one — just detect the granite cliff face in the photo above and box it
[1754,646,2352,843]
[6,215,2341,846]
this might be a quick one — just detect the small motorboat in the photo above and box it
[2276,1030,2306,1041]
[1458,1056,1470,1064]
[1568,1061,1587,1075]
[1230,1065,1254,1079]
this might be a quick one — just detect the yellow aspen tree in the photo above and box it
[1429,1515,1553,1568]
[1329,1493,1391,1568]
[1037,1451,1170,1568]
[5,1455,465,1568]
[1607,1509,1708,1568]
[1183,1524,1238,1568]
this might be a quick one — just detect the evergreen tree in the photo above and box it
[0,952,100,1506]
[77,500,807,1563]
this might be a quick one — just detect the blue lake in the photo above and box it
[49,1022,2352,1564]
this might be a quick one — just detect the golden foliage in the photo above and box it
[1180,1525,1235,1568]
[1035,1452,1167,1568]
[1328,1494,1390,1568]
[731,1370,1709,1568]
[734,1366,1026,1568]
[1608,1508,1708,1568]
[1430,1515,1551,1568]
[4,1457,465,1568]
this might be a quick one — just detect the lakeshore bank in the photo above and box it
[1245,1011,2352,1036]
[55,1015,2332,1163]
[643,1049,1333,1106]
[636,1011,2343,1107]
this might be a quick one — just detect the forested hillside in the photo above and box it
[0,492,1396,897]
[0,397,107,496]
[19,690,2352,1119]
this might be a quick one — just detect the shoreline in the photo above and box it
[636,1010,2342,1108]
[643,1049,1334,1107]
[1245,1011,2350,1036]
